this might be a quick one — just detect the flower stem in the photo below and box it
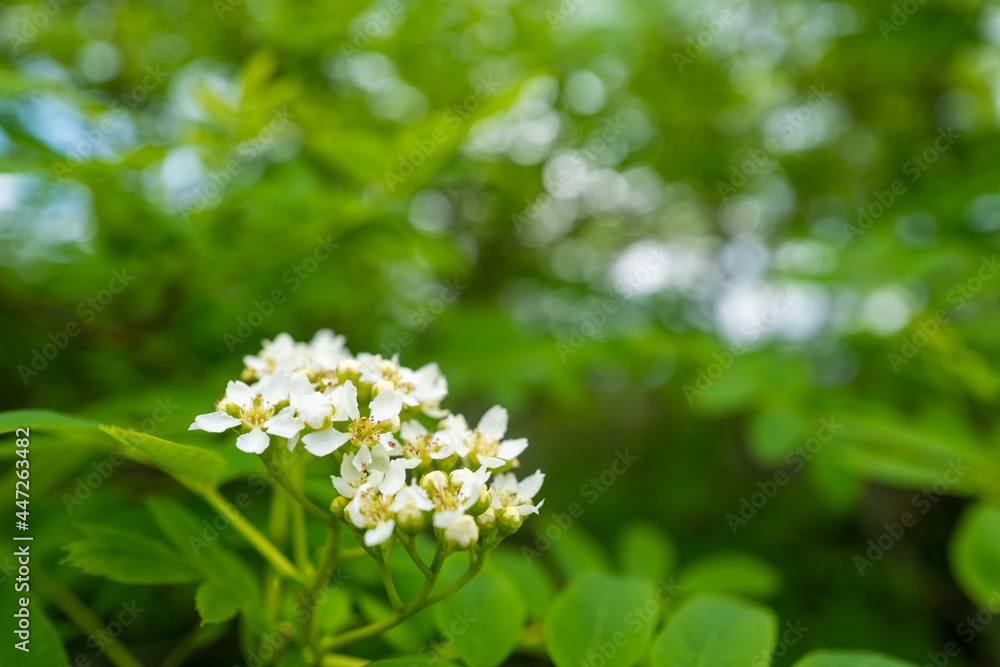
[304,524,343,647]
[189,482,306,584]
[260,450,336,527]
[375,557,405,612]
[396,531,432,576]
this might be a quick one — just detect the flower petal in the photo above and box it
[516,470,545,500]
[365,519,396,546]
[477,405,508,440]
[190,411,241,433]
[236,427,270,454]
[497,438,528,461]
[226,381,255,409]
[370,389,403,423]
[302,429,351,457]
[331,380,360,422]
[263,407,303,438]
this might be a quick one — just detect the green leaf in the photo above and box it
[650,593,777,667]
[950,502,1000,608]
[101,424,225,483]
[0,598,69,666]
[792,650,919,667]
[491,548,556,621]
[357,593,436,653]
[677,552,782,599]
[615,521,677,581]
[432,569,526,667]
[63,522,201,584]
[312,587,353,636]
[196,581,241,625]
[545,573,657,667]
[365,659,461,667]
[0,409,99,434]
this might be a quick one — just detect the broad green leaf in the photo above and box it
[101,425,225,483]
[357,593,436,653]
[492,548,556,621]
[0,598,68,666]
[145,497,260,603]
[615,521,677,581]
[547,523,612,579]
[545,573,657,667]
[650,593,776,667]
[432,569,526,667]
[196,581,241,625]
[950,502,1000,608]
[63,522,201,584]
[365,659,461,667]
[0,409,99,434]
[312,588,353,636]
[792,650,919,666]
[677,552,782,599]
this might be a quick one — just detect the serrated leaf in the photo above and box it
[792,650,919,667]
[63,522,200,584]
[677,552,782,599]
[650,593,777,667]
[432,569,526,667]
[101,425,225,483]
[615,521,677,581]
[545,573,657,667]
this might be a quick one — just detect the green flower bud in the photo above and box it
[395,505,427,535]
[330,496,350,519]
[497,507,522,536]
[476,510,497,537]
[467,487,492,517]
[337,359,361,384]
[421,471,448,494]
[444,515,479,550]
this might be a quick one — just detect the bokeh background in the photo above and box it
[3,0,1000,664]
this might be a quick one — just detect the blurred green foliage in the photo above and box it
[3,0,1000,664]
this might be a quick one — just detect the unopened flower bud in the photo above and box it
[372,380,395,397]
[222,400,241,419]
[476,510,497,536]
[467,487,492,517]
[497,507,522,536]
[421,471,448,494]
[330,496,350,519]
[437,453,460,473]
[445,515,479,550]
[395,505,426,534]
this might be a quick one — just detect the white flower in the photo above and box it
[490,470,545,516]
[189,377,289,454]
[345,482,396,546]
[300,381,403,461]
[331,448,389,498]
[424,465,492,529]
[358,353,449,415]
[444,515,479,549]
[262,373,330,451]
[427,414,469,460]
[243,333,309,378]
[464,405,529,466]
[307,329,352,372]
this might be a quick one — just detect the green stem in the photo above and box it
[289,454,313,573]
[265,475,291,620]
[425,548,487,606]
[188,482,306,583]
[396,532,432,576]
[35,565,145,667]
[334,547,367,563]
[376,557,405,612]
[320,655,370,667]
[305,525,342,646]
[260,450,336,527]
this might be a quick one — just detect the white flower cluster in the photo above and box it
[190,330,544,548]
